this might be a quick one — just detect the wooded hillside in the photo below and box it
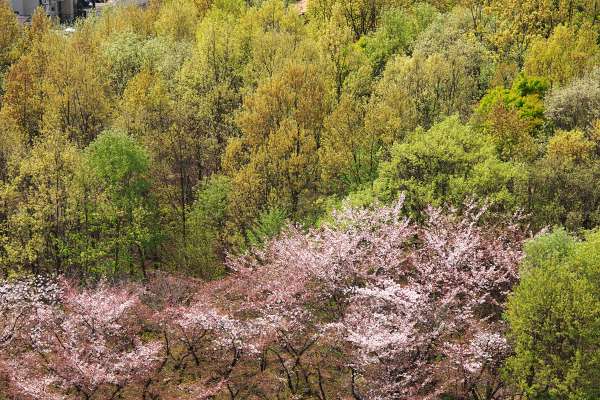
[0,0,599,398]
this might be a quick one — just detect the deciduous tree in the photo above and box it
[506,229,600,399]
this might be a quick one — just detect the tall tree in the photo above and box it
[223,62,330,229]
[79,130,158,278]
[524,24,600,87]
[0,0,21,99]
[0,131,80,274]
[373,116,526,218]
[507,229,600,399]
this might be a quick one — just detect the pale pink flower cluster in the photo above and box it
[336,203,523,399]
[0,276,61,348]
[0,280,163,399]
[0,197,525,399]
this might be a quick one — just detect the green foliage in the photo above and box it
[366,19,493,139]
[506,229,600,399]
[245,206,288,249]
[0,0,21,92]
[373,116,526,217]
[357,4,438,75]
[0,132,80,274]
[524,24,600,87]
[223,62,329,227]
[193,176,231,227]
[320,95,380,194]
[1,0,600,279]
[2,2,600,396]
[482,104,538,162]
[154,0,201,41]
[85,129,150,199]
[184,175,232,279]
[308,0,405,39]
[520,228,575,269]
[475,75,549,133]
[80,130,158,277]
[544,68,600,132]
[527,130,600,230]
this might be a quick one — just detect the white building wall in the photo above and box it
[10,0,76,20]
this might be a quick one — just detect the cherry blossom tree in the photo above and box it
[0,276,61,349]
[219,199,414,398]
[161,299,262,399]
[0,198,526,400]
[334,204,524,400]
[1,280,164,400]
[225,198,524,400]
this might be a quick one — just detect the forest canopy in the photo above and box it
[0,0,599,398]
